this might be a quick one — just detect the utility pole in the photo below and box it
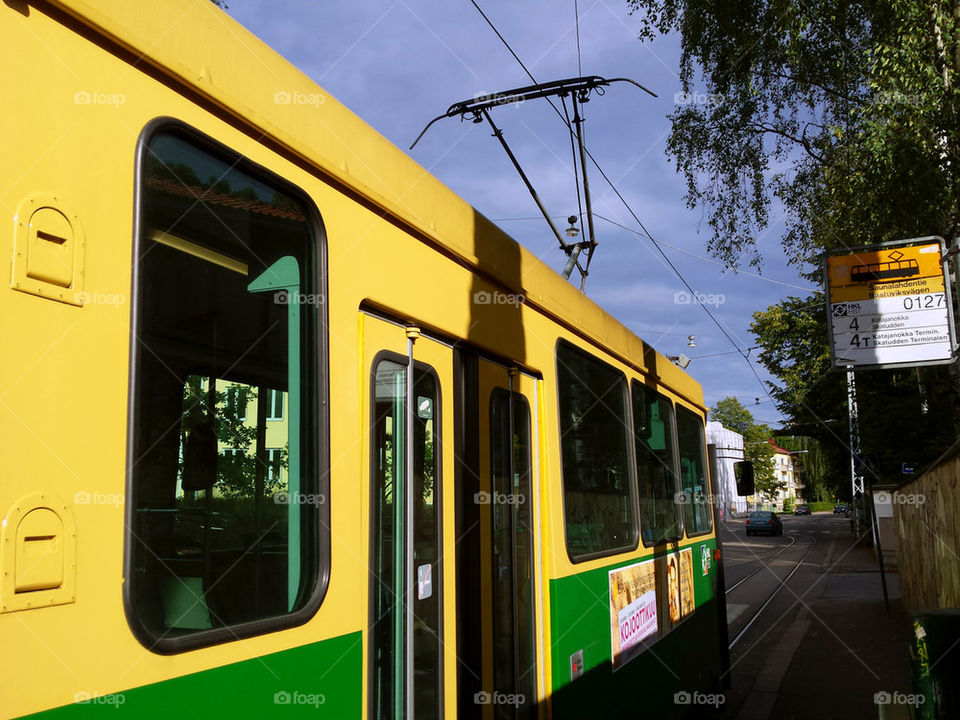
[846,367,865,537]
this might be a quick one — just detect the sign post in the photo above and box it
[826,237,958,540]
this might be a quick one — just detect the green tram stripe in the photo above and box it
[548,539,721,716]
[22,631,362,719]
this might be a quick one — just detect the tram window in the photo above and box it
[127,127,323,651]
[370,359,442,720]
[631,383,683,545]
[490,389,536,715]
[676,407,712,536]
[556,341,637,559]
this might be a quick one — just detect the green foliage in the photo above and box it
[627,0,960,267]
[627,3,960,480]
[783,497,795,513]
[808,501,835,513]
[181,377,288,501]
[775,435,833,502]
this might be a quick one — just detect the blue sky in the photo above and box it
[228,0,818,425]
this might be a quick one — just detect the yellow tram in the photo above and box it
[1,2,724,717]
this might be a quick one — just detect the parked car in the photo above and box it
[746,510,783,536]
[794,505,811,515]
[833,504,848,515]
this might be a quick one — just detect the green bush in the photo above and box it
[783,497,795,513]
[807,501,834,513]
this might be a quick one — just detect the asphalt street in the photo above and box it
[714,512,913,720]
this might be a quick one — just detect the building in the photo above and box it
[705,422,749,516]
[769,440,802,509]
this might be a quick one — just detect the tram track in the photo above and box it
[724,535,797,595]
[726,535,817,650]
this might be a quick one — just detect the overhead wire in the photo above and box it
[467,0,780,406]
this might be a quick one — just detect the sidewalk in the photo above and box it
[769,540,915,720]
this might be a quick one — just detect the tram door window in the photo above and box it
[676,407,712,536]
[128,127,322,651]
[632,383,683,545]
[490,389,536,719]
[371,359,442,720]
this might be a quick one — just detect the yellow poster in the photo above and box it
[608,559,658,670]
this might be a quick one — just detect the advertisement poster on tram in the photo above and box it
[667,548,696,625]
[608,559,658,670]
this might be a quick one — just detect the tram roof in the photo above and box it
[52,0,704,408]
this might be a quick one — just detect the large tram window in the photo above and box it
[676,407,712,536]
[632,383,683,545]
[127,127,323,651]
[556,341,637,559]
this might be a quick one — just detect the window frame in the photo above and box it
[267,388,285,421]
[123,118,330,654]
[554,339,639,563]
[367,350,445,720]
[675,403,713,539]
[630,380,685,547]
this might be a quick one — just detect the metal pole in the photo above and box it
[480,109,569,253]
[846,367,865,537]
[707,444,732,688]
[405,327,419,720]
[571,97,597,289]
[560,243,585,280]
[867,485,891,612]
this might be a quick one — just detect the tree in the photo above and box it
[625,0,960,480]
[775,435,833,503]
[709,397,781,500]
[750,296,956,487]
[626,0,960,269]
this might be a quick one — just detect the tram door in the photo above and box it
[477,360,539,719]
[364,315,455,720]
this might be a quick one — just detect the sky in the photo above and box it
[227,0,819,426]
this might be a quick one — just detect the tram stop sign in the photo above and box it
[825,238,958,370]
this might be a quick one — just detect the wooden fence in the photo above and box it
[893,442,960,612]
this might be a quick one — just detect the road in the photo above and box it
[715,511,913,720]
